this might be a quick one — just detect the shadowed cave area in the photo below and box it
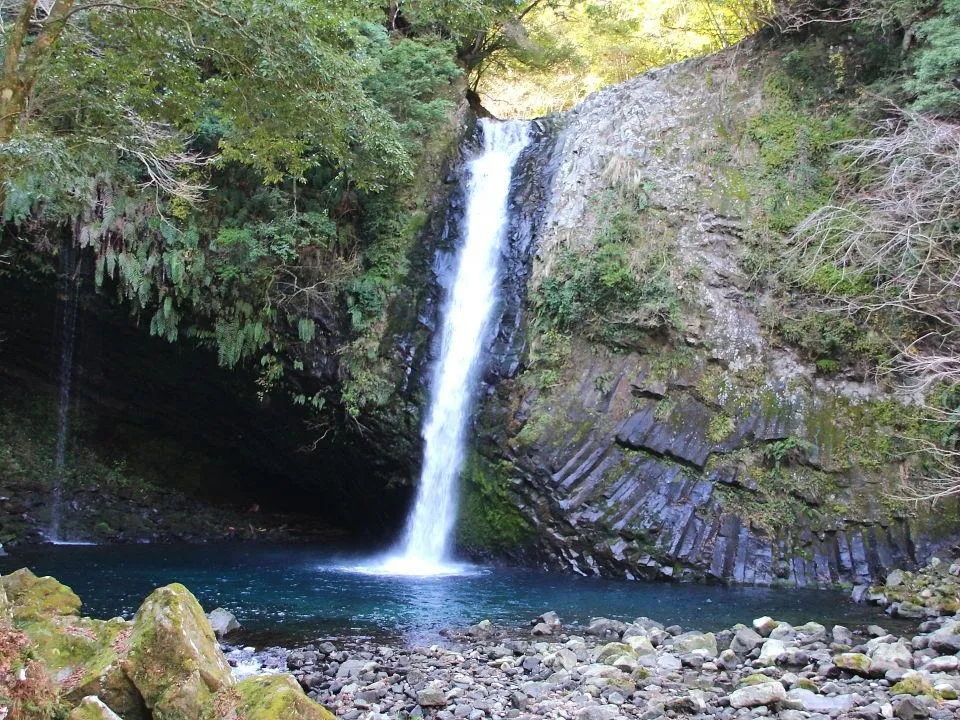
[0,274,414,547]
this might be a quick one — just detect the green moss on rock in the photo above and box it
[121,583,233,720]
[67,696,124,720]
[1,567,81,621]
[457,452,530,551]
[205,674,336,720]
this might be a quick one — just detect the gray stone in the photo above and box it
[870,640,913,669]
[207,607,241,639]
[894,697,929,720]
[575,705,621,720]
[928,625,960,653]
[832,625,854,646]
[753,617,779,636]
[585,618,627,639]
[786,688,856,713]
[731,627,763,655]
[671,631,717,657]
[757,639,786,666]
[728,680,787,708]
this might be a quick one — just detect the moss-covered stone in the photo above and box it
[1,567,81,621]
[890,674,937,697]
[67,696,123,720]
[205,674,336,720]
[834,652,872,676]
[62,620,147,720]
[121,583,233,720]
[741,673,773,686]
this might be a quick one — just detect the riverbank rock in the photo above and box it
[122,583,233,719]
[729,680,787,708]
[1,567,81,620]
[207,607,241,638]
[205,674,336,720]
[68,696,124,720]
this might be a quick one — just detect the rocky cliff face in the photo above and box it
[465,42,960,586]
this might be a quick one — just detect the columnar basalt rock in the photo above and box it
[464,45,960,586]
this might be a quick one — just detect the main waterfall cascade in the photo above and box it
[379,119,532,576]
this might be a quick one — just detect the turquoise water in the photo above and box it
[0,543,900,646]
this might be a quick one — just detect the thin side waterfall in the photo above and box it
[382,119,531,575]
[49,247,81,543]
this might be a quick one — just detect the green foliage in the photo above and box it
[745,86,856,232]
[537,184,683,348]
[907,0,960,116]
[457,453,529,550]
[763,436,813,469]
[0,1,473,417]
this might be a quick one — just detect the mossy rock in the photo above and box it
[741,673,773,686]
[204,674,336,720]
[121,583,233,720]
[834,652,872,676]
[67,696,123,720]
[890,674,938,697]
[1,567,81,621]
[63,619,148,720]
[596,642,636,663]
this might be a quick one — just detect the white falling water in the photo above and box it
[380,119,530,576]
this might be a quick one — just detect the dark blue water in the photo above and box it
[0,543,898,646]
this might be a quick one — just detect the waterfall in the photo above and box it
[382,119,531,575]
[49,245,80,543]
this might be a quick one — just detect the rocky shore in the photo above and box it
[272,610,960,720]
[4,563,960,720]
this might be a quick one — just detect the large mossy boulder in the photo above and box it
[1,567,81,621]
[121,583,233,720]
[205,675,336,720]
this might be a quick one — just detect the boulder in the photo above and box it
[585,618,627,639]
[834,652,872,676]
[207,608,241,639]
[596,642,635,664]
[205,674,336,720]
[122,583,233,720]
[0,575,9,618]
[671,631,717,657]
[757,639,786,666]
[68,696,124,720]
[575,705,621,720]
[928,624,960,653]
[869,640,913,669]
[730,627,763,655]
[795,622,827,643]
[61,618,147,720]
[728,680,787,708]
[886,570,906,587]
[752,616,779,636]
[890,674,936,697]
[832,625,854,646]
[1,567,81,621]
[417,681,448,707]
[623,635,655,655]
[785,688,856,714]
